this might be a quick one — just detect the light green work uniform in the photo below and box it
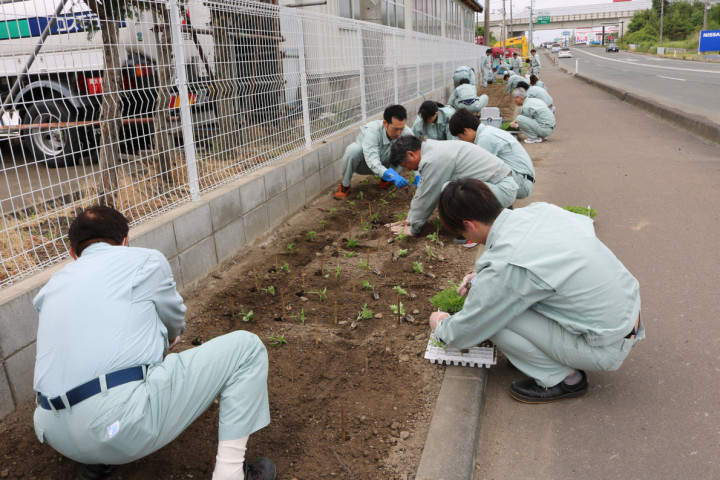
[407,139,518,234]
[509,56,523,75]
[474,124,535,199]
[527,85,554,107]
[516,97,555,139]
[504,73,525,94]
[480,54,493,87]
[411,105,456,140]
[341,120,412,187]
[452,66,476,88]
[434,203,643,387]
[448,84,489,114]
[531,53,541,76]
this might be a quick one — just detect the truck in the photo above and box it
[493,35,529,59]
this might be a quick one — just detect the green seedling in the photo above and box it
[268,334,288,347]
[397,233,408,242]
[370,213,380,223]
[360,279,375,290]
[397,248,408,257]
[279,262,290,273]
[358,259,369,269]
[563,205,598,219]
[346,238,358,248]
[394,212,407,221]
[262,285,276,296]
[379,199,390,206]
[334,265,342,279]
[426,232,438,243]
[357,304,374,321]
[392,286,408,296]
[429,282,466,314]
[309,287,328,301]
[306,230,318,242]
[412,261,424,274]
[389,302,405,316]
[343,251,356,259]
[357,191,364,200]
[425,244,436,259]
[285,243,297,255]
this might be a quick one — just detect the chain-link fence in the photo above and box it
[0,0,483,287]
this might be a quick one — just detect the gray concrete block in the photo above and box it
[178,236,217,288]
[304,171,322,201]
[173,203,213,253]
[264,166,287,200]
[0,289,39,359]
[5,343,36,406]
[319,164,335,191]
[239,176,267,214]
[318,142,334,169]
[0,367,15,418]
[267,192,289,228]
[287,180,306,212]
[285,156,305,187]
[214,218,246,262]
[168,256,183,292]
[130,220,177,260]
[209,188,242,231]
[302,149,320,177]
[243,205,269,244]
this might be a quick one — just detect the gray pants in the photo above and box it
[341,142,403,187]
[34,331,270,465]
[516,115,553,139]
[491,309,644,387]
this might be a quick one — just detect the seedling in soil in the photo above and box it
[425,244,436,259]
[358,259,369,269]
[389,302,406,316]
[306,231,318,242]
[334,265,342,279]
[392,285,408,296]
[268,335,288,347]
[279,262,290,273]
[397,248,408,257]
[426,232,438,243]
[357,304,374,321]
[346,238,358,248]
[357,191,364,200]
[360,279,375,290]
[309,287,328,302]
[394,213,407,221]
[262,285,276,296]
[379,198,390,206]
[285,243,297,255]
[413,261,424,274]
[397,233,408,242]
[430,282,466,314]
[343,251,356,259]
[370,213,380,223]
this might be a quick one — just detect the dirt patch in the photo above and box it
[0,84,512,480]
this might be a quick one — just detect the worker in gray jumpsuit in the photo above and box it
[384,136,518,236]
[449,108,535,199]
[452,65,476,88]
[448,79,489,114]
[510,88,555,144]
[411,101,456,140]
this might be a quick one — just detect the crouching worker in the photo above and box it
[384,136,517,238]
[334,104,413,200]
[447,78,489,114]
[33,206,275,480]
[429,179,644,404]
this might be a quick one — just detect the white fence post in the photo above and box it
[167,0,200,201]
[393,32,399,104]
[356,28,367,121]
[295,12,312,149]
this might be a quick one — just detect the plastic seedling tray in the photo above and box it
[424,335,497,368]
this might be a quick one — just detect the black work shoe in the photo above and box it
[509,371,589,404]
[74,464,116,480]
[244,457,277,480]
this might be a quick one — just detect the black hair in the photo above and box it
[448,108,480,137]
[438,179,502,234]
[458,78,471,86]
[516,81,530,90]
[389,135,422,167]
[383,104,407,123]
[418,100,440,122]
[68,205,129,256]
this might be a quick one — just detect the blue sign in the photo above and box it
[699,30,720,52]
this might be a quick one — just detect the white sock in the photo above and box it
[212,436,249,480]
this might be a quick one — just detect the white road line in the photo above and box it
[571,48,720,74]
[657,75,686,81]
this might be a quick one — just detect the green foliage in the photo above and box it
[392,285,408,296]
[357,304,374,320]
[306,231,317,241]
[412,261,423,274]
[360,279,375,290]
[346,238,358,248]
[268,334,288,347]
[563,205,598,219]
[397,248,408,257]
[262,285,276,296]
[430,283,466,314]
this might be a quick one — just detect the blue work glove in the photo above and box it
[413,173,422,187]
[382,168,410,189]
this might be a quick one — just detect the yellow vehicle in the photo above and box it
[493,36,530,58]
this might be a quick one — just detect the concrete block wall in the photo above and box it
[0,86,452,420]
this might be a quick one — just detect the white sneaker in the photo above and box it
[524,137,543,144]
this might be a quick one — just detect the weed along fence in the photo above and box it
[0,0,482,418]
[0,0,483,289]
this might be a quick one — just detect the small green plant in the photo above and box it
[290,307,306,324]
[279,262,290,273]
[334,265,342,279]
[380,199,390,206]
[345,200,355,207]
[268,334,288,347]
[358,259,369,269]
[357,304,374,321]
[285,243,297,255]
[309,287,328,301]
[343,251,356,259]
[360,279,375,290]
[397,233,408,242]
[346,238,358,248]
[426,232,438,243]
[392,286,408,296]
[429,282,466,314]
[370,213,380,223]
[563,205,598,219]
[394,212,407,221]
[262,285,276,296]
[425,244,436,259]
[306,230,318,241]
[357,191,364,200]
[397,248,408,257]
[413,261,424,274]
[389,302,405,316]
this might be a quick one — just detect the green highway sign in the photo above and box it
[537,16,550,24]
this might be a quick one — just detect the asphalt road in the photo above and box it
[555,45,720,125]
[474,61,720,479]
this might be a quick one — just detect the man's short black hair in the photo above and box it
[384,104,407,123]
[69,206,129,256]
[419,100,440,122]
[389,135,422,167]
[448,108,480,137]
[516,81,530,90]
[458,78,471,86]
[438,178,503,234]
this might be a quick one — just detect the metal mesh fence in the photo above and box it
[0,0,482,287]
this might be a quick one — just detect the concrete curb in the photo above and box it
[415,366,488,480]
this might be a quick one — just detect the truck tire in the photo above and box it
[22,100,81,168]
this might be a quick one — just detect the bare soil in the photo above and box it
[0,83,513,480]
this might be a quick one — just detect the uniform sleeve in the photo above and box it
[434,262,554,349]
[361,125,387,177]
[407,162,451,235]
[135,252,187,340]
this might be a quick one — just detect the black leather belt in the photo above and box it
[37,366,145,411]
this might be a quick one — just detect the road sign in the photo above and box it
[537,16,550,24]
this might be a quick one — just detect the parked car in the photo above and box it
[551,43,562,53]
[558,47,572,58]
[606,42,619,52]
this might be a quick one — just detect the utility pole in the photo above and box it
[659,0,664,45]
[528,0,533,50]
[484,0,490,46]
